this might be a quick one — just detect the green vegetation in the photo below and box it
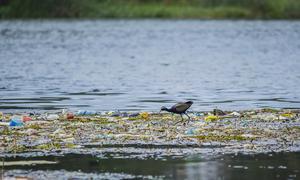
[35,142,62,150]
[0,0,84,18]
[0,0,300,19]
[26,123,41,130]
[189,134,253,141]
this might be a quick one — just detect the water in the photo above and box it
[0,20,300,112]
[1,20,300,179]
[2,152,300,179]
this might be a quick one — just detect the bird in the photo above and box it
[213,108,226,116]
[160,101,193,123]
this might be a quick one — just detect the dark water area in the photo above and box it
[0,20,300,112]
[2,152,300,179]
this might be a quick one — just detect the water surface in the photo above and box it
[0,20,300,112]
[2,152,300,179]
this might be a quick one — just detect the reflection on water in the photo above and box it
[0,20,300,112]
[2,152,300,179]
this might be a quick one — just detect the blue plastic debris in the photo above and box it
[194,112,205,116]
[76,110,97,115]
[185,127,197,135]
[9,116,23,127]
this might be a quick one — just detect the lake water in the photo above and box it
[2,152,300,179]
[0,20,300,112]
[1,20,300,179]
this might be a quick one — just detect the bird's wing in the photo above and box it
[172,102,191,112]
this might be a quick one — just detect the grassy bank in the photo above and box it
[0,0,300,19]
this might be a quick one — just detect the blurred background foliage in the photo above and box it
[0,0,300,19]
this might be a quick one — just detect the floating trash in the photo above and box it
[0,108,299,156]
[280,113,295,119]
[110,112,121,117]
[9,116,24,127]
[204,115,219,122]
[194,112,205,116]
[140,112,149,120]
[2,160,57,166]
[66,112,74,120]
[230,112,241,117]
[251,114,278,121]
[0,122,9,126]
[46,114,59,120]
[129,113,140,117]
[185,127,198,135]
[22,116,32,122]
[76,110,97,115]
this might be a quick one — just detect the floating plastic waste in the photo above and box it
[107,111,115,116]
[185,127,197,135]
[230,112,241,117]
[252,114,278,121]
[2,160,57,166]
[194,112,204,116]
[1,109,300,156]
[66,112,74,120]
[120,112,129,117]
[140,112,149,120]
[129,113,139,117]
[204,115,219,122]
[108,111,129,117]
[280,113,294,118]
[9,116,24,127]
[22,116,32,122]
[110,112,120,117]
[47,114,59,120]
[76,110,97,115]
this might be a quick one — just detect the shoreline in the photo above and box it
[1,1,300,20]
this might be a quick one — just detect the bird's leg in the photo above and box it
[184,112,191,123]
[185,113,191,119]
[175,114,185,125]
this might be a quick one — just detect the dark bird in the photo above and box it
[213,108,226,116]
[160,101,193,123]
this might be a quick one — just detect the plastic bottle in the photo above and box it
[9,116,24,126]
[47,114,59,120]
[76,110,96,115]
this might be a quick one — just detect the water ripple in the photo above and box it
[0,20,300,112]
